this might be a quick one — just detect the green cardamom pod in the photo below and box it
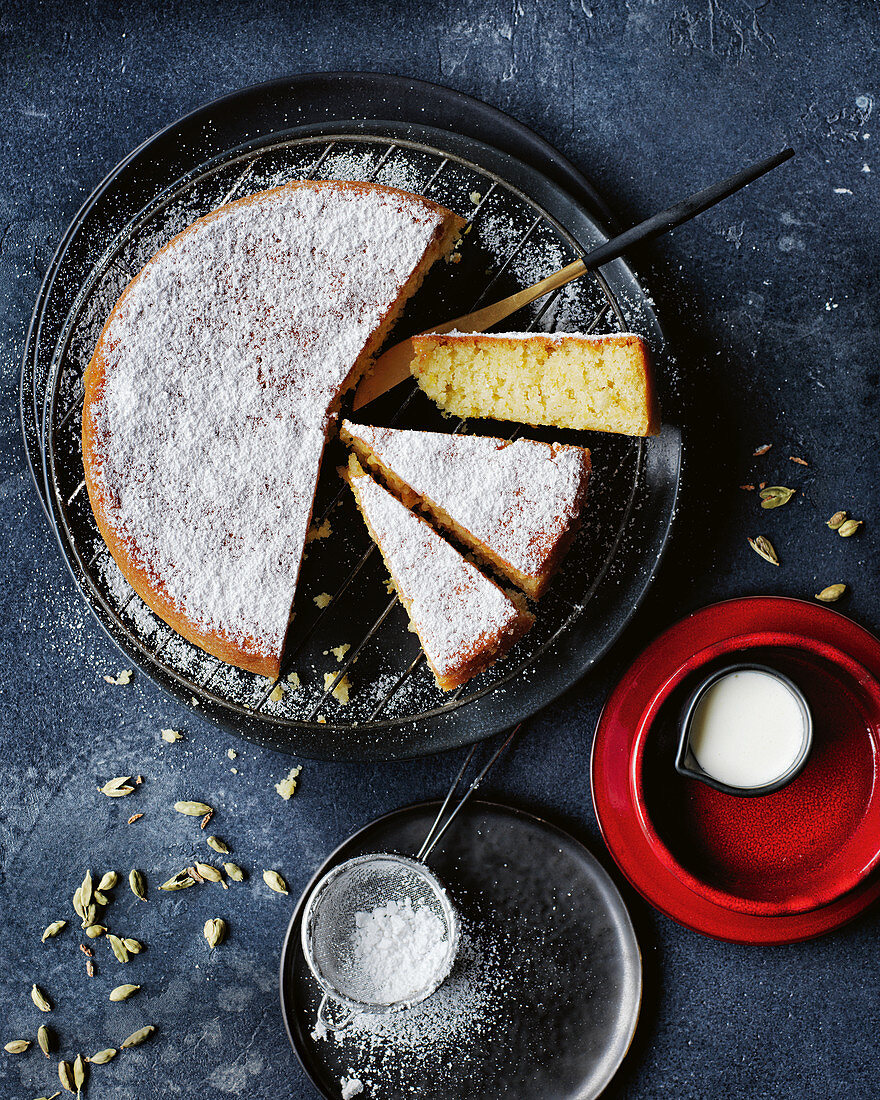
[58,1060,75,1093]
[815,583,847,602]
[37,1024,52,1056]
[73,1054,86,1091]
[193,862,223,883]
[4,1039,30,1053]
[107,934,129,963]
[41,921,67,942]
[826,510,847,530]
[93,890,110,906]
[203,918,227,948]
[120,1025,155,1049]
[88,1048,117,1064]
[85,925,106,939]
[207,836,230,854]
[748,535,780,566]
[128,869,147,901]
[758,485,795,509]
[31,984,52,1012]
[123,938,143,954]
[173,800,212,816]
[109,984,140,1002]
[838,518,863,537]
[97,870,119,891]
[159,871,195,891]
[262,870,289,895]
[98,777,134,797]
[223,862,245,882]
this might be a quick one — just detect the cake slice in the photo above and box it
[342,457,534,690]
[410,331,659,437]
[83,180,465,678]
[340,421,591,599]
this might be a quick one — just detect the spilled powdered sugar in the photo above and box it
[349,471,525,677]
[342,421,591,575]
[87,182,448,661]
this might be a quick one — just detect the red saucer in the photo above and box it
[592,597,880,944]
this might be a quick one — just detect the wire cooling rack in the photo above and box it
[37,121,679,758]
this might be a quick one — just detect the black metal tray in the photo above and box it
[26,73,682,760]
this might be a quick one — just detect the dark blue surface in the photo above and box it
[1,3,878,1097]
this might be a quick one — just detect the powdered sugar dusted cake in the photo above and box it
[83,180,464,678]
[343,457,534,691]
[341,421,591,599]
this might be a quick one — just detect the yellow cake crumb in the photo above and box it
[226,748,237,759]
[306,518,332,543]
[287,671,302,688]
[331,644,351,663]
[323,672,351,704]
[274,765,302,800]
[104,669,132,685]
[313,593,332,609]
[269,684,284,702]
[317,715,327,724]
[161,728,183,742]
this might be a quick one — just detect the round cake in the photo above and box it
[82,180,464,679]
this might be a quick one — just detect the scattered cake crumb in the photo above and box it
[306,518,333,543]
[269,684,285,702]
[383,579,395,595]
[161,728,184,742]
[314,593,332,609]
[340,1077,364,1099]
[287,672,302,688]
[226,748,237,759]
[104,669,132,685]
[331,644,351,663]
[317,715,327,724]
[469,191,482,204]
[275,765,303,800]
[230,768,238,774]
[324,672,352,704]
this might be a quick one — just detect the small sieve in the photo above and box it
[301,724,523,1031]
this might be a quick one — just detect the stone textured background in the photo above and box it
[1,1,878,1097]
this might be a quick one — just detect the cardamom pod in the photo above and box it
[826,510,847,530]
[80,903,97,929]
[759,485,795,509]
[88,1048,117,1064]
[815,583,847,602]
[748,535,780,565]
[73,1054,86,1091]
[123,938,143,954]
[159,871,195,891]
[129,869,147,901]
[4,1039,30,1053]
[107,934,129,963]
[206,836,230,855]
[72,887,85,921]
[223,862,245,882]
[120,1025,155,1049]
[85,925,106,939]
[98,777,135,797]
[41,921,67,942]
[203,917,227,947]
[58,1060,75,1093]
[38,1024,52,1056]
[174,800,213,816]
[93,890,110,906]
[109,984,140,1002]
[31,984,52,1012]
[193,862,223,883]
[838,518,863,537]
[80,870,93,908]
[97,871,119,891]
[262,869,289,895]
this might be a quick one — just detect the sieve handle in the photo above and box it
[417,722,524,862]
[317,993,355,1033]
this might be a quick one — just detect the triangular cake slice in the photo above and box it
[343,457,534,691]
[410,331,660,436]
[341,421,591,599]
[83,181,464,678]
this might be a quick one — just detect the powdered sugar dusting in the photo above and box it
[342,422,590,577]
[349,470,525,678]
[86,182,448,664]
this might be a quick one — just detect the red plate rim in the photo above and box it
[591,595,880,944]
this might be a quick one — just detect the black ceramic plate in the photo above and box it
[28,73,682,759]
[280,799,642,1100]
